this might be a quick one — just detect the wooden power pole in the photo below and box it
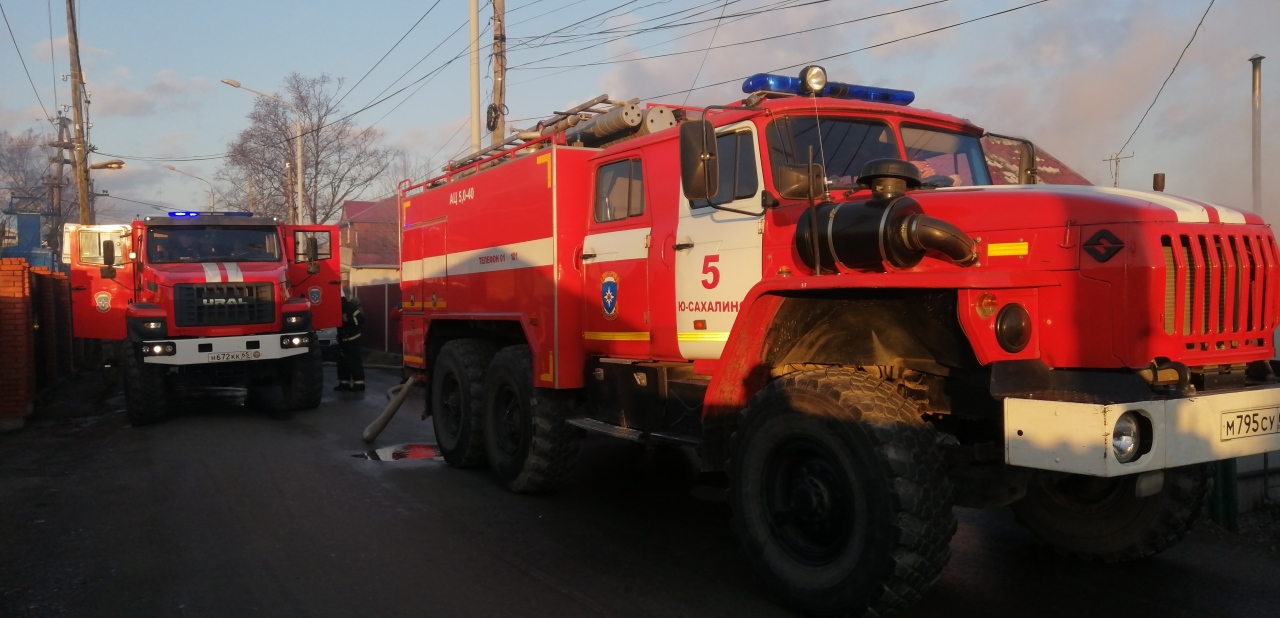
[490,0,507,147]
[65,0,93,224]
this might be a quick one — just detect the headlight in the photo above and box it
[143,321,163,330]
[1112,412,1142,463]
[995,303,1032,353]
[281,335,310,349]
[285,314,304,325]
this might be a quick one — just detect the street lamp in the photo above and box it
[89,159,126,170]
[221,78,306,224]
[162,164,216,210]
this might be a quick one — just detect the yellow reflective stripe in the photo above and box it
[677,332,730,342]
[987,242,1029,257]
[404,355,424,364]
[404,301,447,309]
[582,331,651,341]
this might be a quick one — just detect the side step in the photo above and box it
[565,417,701,446]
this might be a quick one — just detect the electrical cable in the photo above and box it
[1,1,54,122]
[1115,0,1214,156]
[519,0,949,71]
[333,0,445,110]
[683,0,730,106]
[641,0,1049,102]
[47,0,58,111]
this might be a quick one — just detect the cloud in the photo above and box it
[91,71,213,118]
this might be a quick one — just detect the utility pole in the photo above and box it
[65,0,93,224]
[43,114,71,257]
[469,0,481,154]
[1251,54,1264,215]
[490,0,507,147]
[1103,152,1134,188]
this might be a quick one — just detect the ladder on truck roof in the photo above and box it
[440,94,687,178]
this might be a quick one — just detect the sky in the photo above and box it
[1,0,1277,224]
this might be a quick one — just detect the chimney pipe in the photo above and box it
[1153,173,1166,192]
[1251,54,1264,215]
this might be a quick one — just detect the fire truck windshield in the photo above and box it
[146,226,282,264]
[765,117,992,190]
[901,124,992,187]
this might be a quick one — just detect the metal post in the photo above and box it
[469,0,481,154]
[295,120,305,224]
[1251,55,1264,215]
[491,0,507,147]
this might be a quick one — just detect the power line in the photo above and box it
[508,0,803,87]
[641,0,1049,102]
[46,0,57,111]
[518,0,949,72]
[332,0,444,110]
[1115,0,1214,156]
[1,1,53,122]
[683,0,730,106]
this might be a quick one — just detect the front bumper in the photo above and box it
[1005,385,1280,476]
[142,333,310,365]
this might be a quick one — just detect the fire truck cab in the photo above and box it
[398,67,1280,617]
[67,212,341,425]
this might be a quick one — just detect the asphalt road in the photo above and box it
[2,367,1278,617]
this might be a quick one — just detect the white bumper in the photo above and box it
[142,333,310,365]
[1005,385,1280,476]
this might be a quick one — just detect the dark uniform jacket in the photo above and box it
[339,298,364,341]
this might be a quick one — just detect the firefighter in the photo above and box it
[334,293,366,392]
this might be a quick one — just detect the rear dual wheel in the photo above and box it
[482,345,579,492]
[431,339,496,467]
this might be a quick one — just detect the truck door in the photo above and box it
[283,225,341,329]
[674,122,764,359]
[582,156,652,358]
[68,224,134,340]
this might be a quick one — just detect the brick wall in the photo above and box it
[0,258,35,431]
[0,259,80,432]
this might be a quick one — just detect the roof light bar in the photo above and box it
[741,73,915,106]
[167,211,253,218]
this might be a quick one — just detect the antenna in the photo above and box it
[1103,152,1134,188]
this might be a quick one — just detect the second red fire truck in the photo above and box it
[398,66,1280,616]
[67,212,341,425]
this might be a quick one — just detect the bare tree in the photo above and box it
[217,73,397,224]
[376,151,435,200]
[0,127,82,248]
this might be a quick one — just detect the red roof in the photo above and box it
[982,136,1091,185]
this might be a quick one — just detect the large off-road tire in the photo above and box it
[280,345,324,411]
[1011,463,1213,562]
[482,345,580,492]
[432,339,496,468]
[729,368,955,618]
[122,344,170,426]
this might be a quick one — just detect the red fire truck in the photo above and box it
[66,212,341,425]
[397,66,1280,616]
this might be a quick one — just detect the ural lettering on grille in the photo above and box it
[175,283,274,327]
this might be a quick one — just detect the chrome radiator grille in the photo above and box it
[1161,233,1276,346]
[174,283,275,327]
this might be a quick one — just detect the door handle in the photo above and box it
[672,243,694,251]
[329,280,341,285]
[580,253,597,260]
[72,286,88,291]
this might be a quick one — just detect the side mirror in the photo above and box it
[679,120,719,201]
[102,239,116,266]
[775,163,826,200]
[986,132,1038,184]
